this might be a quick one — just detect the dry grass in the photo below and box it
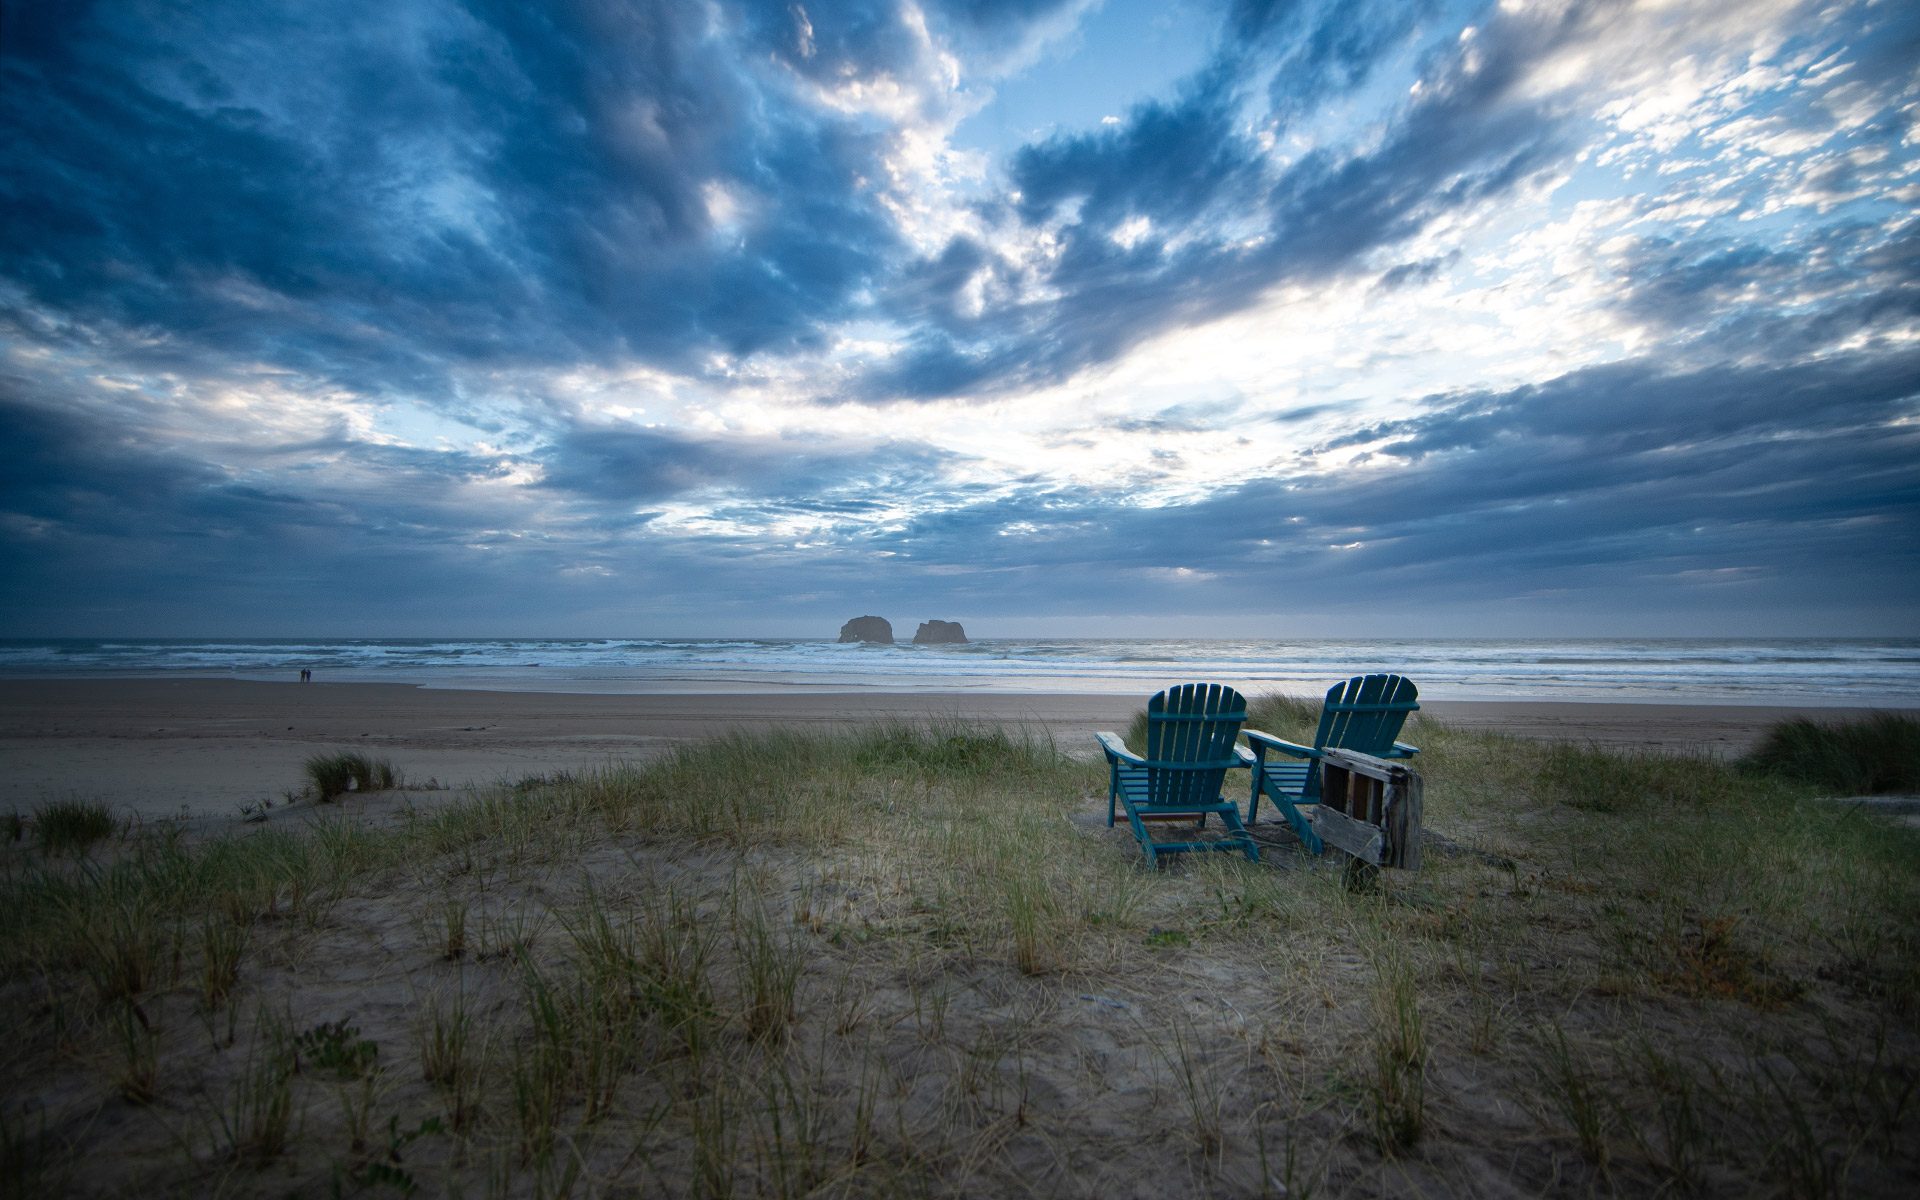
[0,714,1915,1197]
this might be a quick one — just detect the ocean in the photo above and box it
[0,637,1915,705]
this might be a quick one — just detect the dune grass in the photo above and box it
[29,798,117,856]
[1740,711,1920,795]
[0,713,1915,1197]
[303,751,400,801]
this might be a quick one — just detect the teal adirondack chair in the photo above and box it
[1243,674,1420,854]
[1096,683,1260,867]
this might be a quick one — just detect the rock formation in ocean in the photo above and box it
[912,620,968,644]
[838,615,894,644]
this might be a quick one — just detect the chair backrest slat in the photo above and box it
[1144,683,1247,808]
[1302,674,1419,802]
[1312,674,1418,754]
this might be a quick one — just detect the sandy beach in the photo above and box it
[0,677,1900,820]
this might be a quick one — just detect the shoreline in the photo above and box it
[6,664,1916,707]
[2,678,1909,821]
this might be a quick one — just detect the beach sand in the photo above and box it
[0,677,1899,821]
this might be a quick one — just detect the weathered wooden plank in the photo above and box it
[1322,747,1400,780]
[1383,770,1423,870]
[1305,803,1385,864]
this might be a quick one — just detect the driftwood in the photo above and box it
[1306,748,1423,873]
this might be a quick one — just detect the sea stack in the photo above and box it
[912,620,968,645]
[838,615,894,644]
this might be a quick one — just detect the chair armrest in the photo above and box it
[1094,731,1144,767]
[1389,741,1419,758]
[1233,744,1254,768]
[1243,729,1319,760]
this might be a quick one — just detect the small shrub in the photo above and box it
[295,1020,379,1079]
[32,799,116,855]
[1661,913,1804,1007]
[1742,713,1920,794]
[349,1116,443,1194]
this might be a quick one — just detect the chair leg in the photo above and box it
[1279,799,1324,855]
[1218,803,1260,864]
[1121,802,1155,865]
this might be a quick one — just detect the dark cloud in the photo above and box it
[1604,218,1920,363]
[0,0,902,403]
[1010,67,1263,230]
[1337,351,1920,460]
[1229,0,1438,125]
[0,395,226,540]
[1374,252,1459,291]
[1610,239,1807,334]
[6,342,1916,631]
[538,424,958,506]
[849,349,1920,623]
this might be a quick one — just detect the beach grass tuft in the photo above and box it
[1741,712,1920,794]
[303,751,400,801]
[31,798,116,855]
[218,1013,299,1163]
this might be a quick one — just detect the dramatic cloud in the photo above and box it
[1,0,1915,635]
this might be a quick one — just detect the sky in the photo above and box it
[2,0,1917,639]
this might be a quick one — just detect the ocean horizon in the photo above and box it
[1,636,1915,707]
